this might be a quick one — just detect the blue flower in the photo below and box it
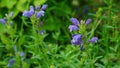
[71,34,82,45]
[23,6,34,18]
[86,19,92,25]
[23,11,32,18]
[29,6,34,15]
[41,4,48,10]
[68,25,79,32]
[7,59,15,67]
[0,19,6,24]
[70,18,79,26]
[88,37,98,43]
[20,51,25,61]
[10,11,14,18]
[40,30,44,35]
[20,51,24,57]
[35,6,40,10]
[36,10,44,18]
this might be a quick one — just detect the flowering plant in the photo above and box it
[0,4,48,67]
[69,18,98,50]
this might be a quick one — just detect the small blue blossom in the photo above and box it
[40,30,44,35]
[35,6,41,10]
[0,19,6,24]
[20,51,24,57]
[10,11,14,18]
[23,6,34,18]
[86,19,92,25]
[68,25,79,32]
[23,11,32,18]
[70,18,79,25]
[29,6,34,15]
[7,59,15,67]
[71,34,82,45]
[5,11,14,18]
[36,10,44,18]
[20,51,25,61]
[88,37,98,43]
[41,4,48,10]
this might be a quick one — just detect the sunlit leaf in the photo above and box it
[34,0,47,6]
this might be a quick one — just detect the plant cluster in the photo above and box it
[69,18,98,50]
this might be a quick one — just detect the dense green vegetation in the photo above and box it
[0,0,120,68]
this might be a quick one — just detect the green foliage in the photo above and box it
[0,0,120,68]
[0,0,17,9]
[34,0,47,6]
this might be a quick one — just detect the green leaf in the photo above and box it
[95,63,105,68]
[0,0,17,9]
[16,0,28,11]
[34,0,47,6]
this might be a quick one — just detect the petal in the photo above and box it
[36,10,44,18]
[88,37,98,43]
[41,4,48,10]
[68,25,79,32]
[86,19,92,25]
[70,18,79,25]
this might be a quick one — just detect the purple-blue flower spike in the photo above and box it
[68,25,79,32]
[88,37,98,43]
[7,59,15,67]
[70,18,79,26]
[41,4,48,10]
[71,34,82,45]
[0,19,6,24]
[36,10,44,18]
[29,6,34,15]
[86,19,92,25]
